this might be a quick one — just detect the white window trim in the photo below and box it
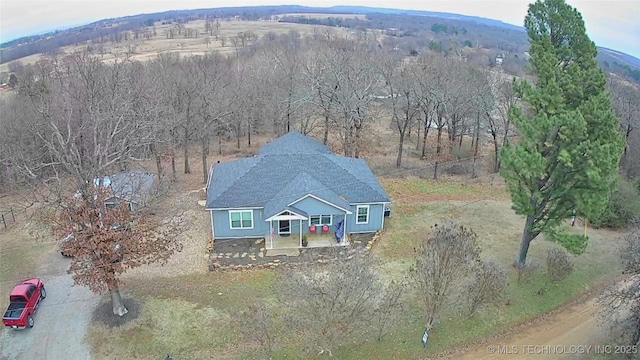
[229,210,253,230]
[310,215,332,226]
[356,205,370,224]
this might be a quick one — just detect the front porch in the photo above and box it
[267,232,350,250]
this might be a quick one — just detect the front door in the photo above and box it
[278,219,291,234]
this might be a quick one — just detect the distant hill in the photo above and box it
[325,5,525,31]
[1,4,638,83]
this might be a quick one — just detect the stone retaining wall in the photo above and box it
[208,231,380,272]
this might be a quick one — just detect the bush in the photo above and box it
[591,177,640,228]
[546,248,574,283]
[464,258,508,315]
[515,260,539,285]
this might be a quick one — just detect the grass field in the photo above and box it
[0,18,359,73]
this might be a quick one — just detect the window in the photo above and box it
[25,285,35,300]
[230,210,253,229]
[356,205,369,224]
[310,215,332,226]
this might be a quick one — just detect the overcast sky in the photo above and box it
[1,0,638,58]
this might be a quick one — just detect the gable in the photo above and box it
[289,195,352,215]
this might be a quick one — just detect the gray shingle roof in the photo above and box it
[100,168,156,204]
[206,132,390,210]
[259,131,333,155]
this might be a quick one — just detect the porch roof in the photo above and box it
[264,206,309,221]
[263,172,351,219]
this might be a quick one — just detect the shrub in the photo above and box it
[591,177,640,228]
[464,258,508,315]
[515,260,539,285]
[546,248,574,283]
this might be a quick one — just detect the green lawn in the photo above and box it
[86,178,628,359]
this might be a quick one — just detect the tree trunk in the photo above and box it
[236,130,241,149]
[421,123,430,159]
[354,125,361,159]
[459,134,464,148]
[434,127,443,180]
[516,213,536,268]
[471,114,480,178]
[286,103,291,133]
[323,115,330,145]
[492,132,499,173]
[183,128,191,174]
[218,137,222,155]
[416,123,421,150]
[171,151,177,181]
[201,137,209,184]
[110,288,128,316]
[396,131,405,168]
[150,143,163,178]
[247,123,251,148]
[498,121,511,170]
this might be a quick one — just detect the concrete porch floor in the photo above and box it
[266,232,349,250]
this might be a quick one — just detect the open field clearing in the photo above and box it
[0,18,358,72]
[277,13,367,19]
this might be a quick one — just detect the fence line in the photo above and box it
[1,207,15,229]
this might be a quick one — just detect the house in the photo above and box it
[205,132,390,248]
[94,168,157,211]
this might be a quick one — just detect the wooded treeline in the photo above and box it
[0,29,638,193]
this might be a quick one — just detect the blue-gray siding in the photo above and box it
[290,196,347,216]
[211,209,268,239]
[347,204,385,233]
[211,202,385,240]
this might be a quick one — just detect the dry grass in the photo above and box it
[278,13,367,19]
[0,19,357,72]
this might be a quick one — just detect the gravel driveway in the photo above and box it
[0,254,101,360]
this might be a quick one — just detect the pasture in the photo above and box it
[0,17,361,73]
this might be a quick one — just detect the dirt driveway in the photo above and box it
[454,297,606,360]
[0,251,101,360]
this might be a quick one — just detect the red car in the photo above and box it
[2,278,46,329]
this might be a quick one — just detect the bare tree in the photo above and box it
[380,54,420,167]
[277,251,385,356]
[321,40,382,157]
[4,52,187,315]
[609,78,640,175]
[233,301,278,358]
[54,186,184,315]
[598,231,640,351]
[493,77,518,171]
[373,279,407,341]
[302,43,339,145]
[190,53,234,183]
[467,67,495,177]
[463,258,507,315]
[410,222,481,330]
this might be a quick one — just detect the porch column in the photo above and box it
[270,220,273,249]
[299,218,303,247]
[343,213,347,242]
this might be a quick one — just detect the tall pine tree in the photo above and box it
[500,0,624,267]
